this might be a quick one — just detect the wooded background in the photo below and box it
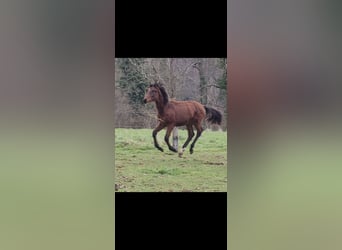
[114,58,227,130]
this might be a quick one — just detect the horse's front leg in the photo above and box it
[153,123,166,152]
[164,124,177,153]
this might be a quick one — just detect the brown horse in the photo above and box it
[143,83,222,154]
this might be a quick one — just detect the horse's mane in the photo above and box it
[150,83,169,105]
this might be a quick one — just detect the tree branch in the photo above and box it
[183,61,200,75]
[200,84,225,90]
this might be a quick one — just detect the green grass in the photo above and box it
[114,128,228,192]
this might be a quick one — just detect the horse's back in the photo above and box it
[170,100,204,112]
[169,100,205,125]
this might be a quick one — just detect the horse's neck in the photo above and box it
[155,100,167,116]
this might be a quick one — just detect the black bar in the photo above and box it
[115,0,227,58]
[115,192,227,249]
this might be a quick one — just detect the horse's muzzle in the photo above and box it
[143,99,147,104]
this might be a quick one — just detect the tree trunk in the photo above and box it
[169,58,176,98]
[196,59,207,104]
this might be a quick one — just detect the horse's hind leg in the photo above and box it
[181,125,195,152]
[164,124,177,153]
[153,123,166,152]
[190,123,204,154]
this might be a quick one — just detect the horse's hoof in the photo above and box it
[190,149,194,154]
[169,147,177,153]
[158,147,164,152]
[178,148,185,157]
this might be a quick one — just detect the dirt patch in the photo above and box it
[204,161,225,166]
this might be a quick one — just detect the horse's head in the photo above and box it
[143,83,162,104]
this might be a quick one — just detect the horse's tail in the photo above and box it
[204,106,222,125]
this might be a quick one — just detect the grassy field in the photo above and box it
[114,128,227,192]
